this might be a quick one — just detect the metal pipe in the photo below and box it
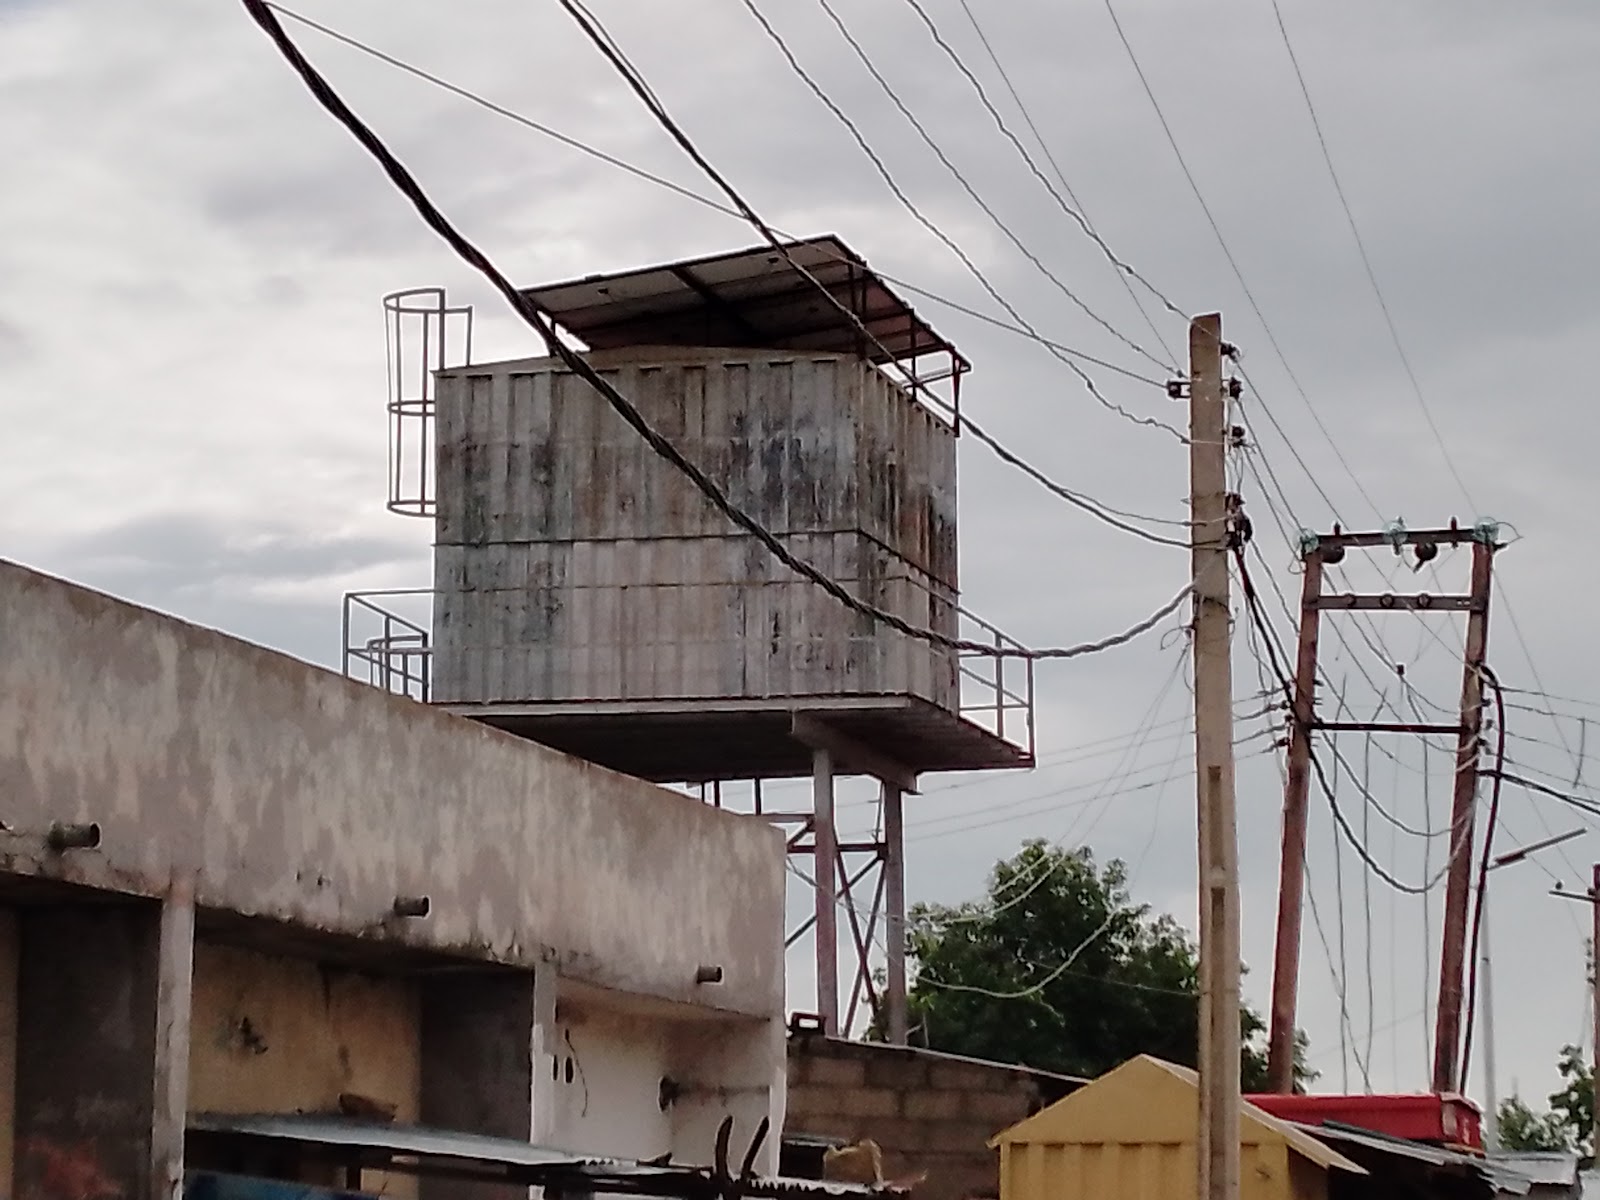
[392,896,431,918]
[46,822,100,852]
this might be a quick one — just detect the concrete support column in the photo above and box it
[15,902,170,1200]
[812,749,837,1036]
[420,970,537,1200]
[530,965,559,1148]
[152,885,195,1200]
[882,782,907,1046]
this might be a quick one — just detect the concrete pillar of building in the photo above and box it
[14,899,192,1200]
[419,970,537,1200]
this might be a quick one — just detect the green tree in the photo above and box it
[1549,1044,1594,1155]
[1498,1096,1574,1152]
[885,840,1313,1087]
[1496,1045,1593,1154]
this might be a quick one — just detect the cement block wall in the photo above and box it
[784,1037,1082,1200]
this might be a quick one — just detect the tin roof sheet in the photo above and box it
[519,236,965,367]
[188,1113,905,1199]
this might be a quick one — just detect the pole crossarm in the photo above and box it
[1306,523,1498,552]
[1313,593,1478,613]
[1310,721,1466,736]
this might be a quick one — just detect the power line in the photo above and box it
[264,2,1196,544]
[811,0,1174,374]
[1238,558,1368,1088]
[1487,771,1600,823]
[952,0,1176,365]
[1235,545,1449,895]
[733,0,1188,441]
[240,0,1191,661]
[1099,0,1384,518]
[894,0,1188,329]
[1266,0,1474,506]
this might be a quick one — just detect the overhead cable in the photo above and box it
[952,0,1176,363]
[240,0,1191,661]
[265,1,1196,553]
[1458,663,1508,1087]
[1266,0,1474,506]
[809,0,1173,374]
[1234,545,1447,894]
[897,0,1188,326]
[733,0,1188,441]
[1101,2,1382,511]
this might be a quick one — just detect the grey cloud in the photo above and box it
[202,161,429,259]
[6,0,1599,1099]
[53,511,420,593]
[0,315,32,363]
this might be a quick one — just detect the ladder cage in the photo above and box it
[384,287,473,517]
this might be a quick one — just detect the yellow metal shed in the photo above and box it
[990,1056,1365,1200]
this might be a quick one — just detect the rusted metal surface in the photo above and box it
[430,348,959,718]
[186,1112,905,1199]
[518,236,966,373]
[0,558,785,1020]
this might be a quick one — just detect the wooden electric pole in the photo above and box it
[1266,552,1325,1091]
[1190,313,1240,1200]
[1432,539,1494,1093]
[1260,522,1496,1094]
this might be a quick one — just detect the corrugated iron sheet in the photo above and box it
[187,1114,907,1200]
[431,349,958,711]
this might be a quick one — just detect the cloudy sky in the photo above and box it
[5,0,1599,1109]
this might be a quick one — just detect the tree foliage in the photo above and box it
[1497,1045,1593,1154]
[1498,1097,1571,1152]
[887,840,1312,1087]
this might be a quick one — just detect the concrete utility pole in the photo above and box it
[1190,313,1240,1200]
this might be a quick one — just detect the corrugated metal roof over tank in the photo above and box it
[990,1057,1364,1200]
[425,236,1035,784]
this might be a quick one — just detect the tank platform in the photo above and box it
[440,693,1033,786]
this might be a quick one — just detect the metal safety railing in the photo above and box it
[954,604,1036,759]
[337,581,1035,759]
[341,588,434,701]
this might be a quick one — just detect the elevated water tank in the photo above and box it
[429,236,1032,782]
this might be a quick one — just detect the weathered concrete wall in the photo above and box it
[0,559,785,1020]
[188,941,422,1120]
[189,941,420,1200]
[552,1005,673,1160]
[784,1038,1081,1200]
